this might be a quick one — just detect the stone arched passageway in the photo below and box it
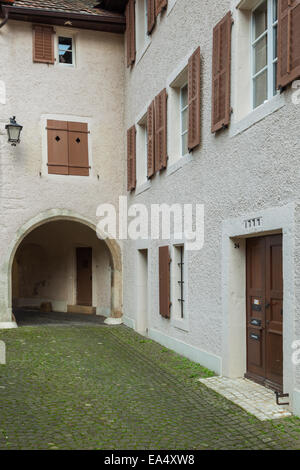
[0,209,122,328]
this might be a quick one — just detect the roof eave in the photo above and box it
[1,5,126,33]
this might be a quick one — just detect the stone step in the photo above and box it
[67,305,96,315]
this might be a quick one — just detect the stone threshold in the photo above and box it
[199,377,292,421]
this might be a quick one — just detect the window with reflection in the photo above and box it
[180,84,188,156]
[252,0,278,109]
[58,36,74,65]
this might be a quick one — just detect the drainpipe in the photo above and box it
[0,7,9,29]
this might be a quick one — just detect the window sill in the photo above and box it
[172,318,189,333]
[135,180,151,196]
[167,152,193,177]
[230,93,286,137]
[57,63,75,69]
[43,173,93,180]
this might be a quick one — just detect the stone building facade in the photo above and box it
[0,0,125,324]
[123,0,300,416]
[1,0,300,416]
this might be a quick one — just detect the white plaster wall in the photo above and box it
[0,20,125,320]
[123,0,300,400]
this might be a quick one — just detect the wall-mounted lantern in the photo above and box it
[5,116,23,146]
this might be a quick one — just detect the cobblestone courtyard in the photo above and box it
[0,324,300,450]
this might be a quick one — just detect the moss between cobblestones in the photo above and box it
[0,324,299,450]
[108,326,215,385]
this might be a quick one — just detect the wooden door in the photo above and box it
[246,237,266,383]
[265,236,283,388]
[246,235,283,391]
[76,247,92,306]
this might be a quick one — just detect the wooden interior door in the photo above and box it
[76,247,92,306]
[246,235,283,391]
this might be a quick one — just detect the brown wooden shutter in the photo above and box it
[211,12,232,133]
[126,0,136,67]
[47,120,69,175]
[188,47,201,151]
[159,246,171,319]
[127,125,136,191]
[147,100,156,178]
[156,0,168,16]
[277,0,300,89]
[33,25,54,64]
[47,121,89,176]
[68,122,90,176]
[155,88,168,171]
[147,0,156,34]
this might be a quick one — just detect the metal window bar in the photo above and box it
[177,245,184,319]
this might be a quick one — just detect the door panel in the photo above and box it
[246,237,266,381]
[265,235,283,388]
[76,247,92,306]
[246,235,283,391]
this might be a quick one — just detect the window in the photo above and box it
[180,84,188,156]
[58,36,74,65]
[172,245,185,320]
[168,68,188,165]
[252,0,278,109]
[47,120,89,176]
[136,0,150,58]
[176,245,185,319]
[171,242,189,331]
[136,115,148,187]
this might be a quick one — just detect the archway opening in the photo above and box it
[11,220,114,325]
